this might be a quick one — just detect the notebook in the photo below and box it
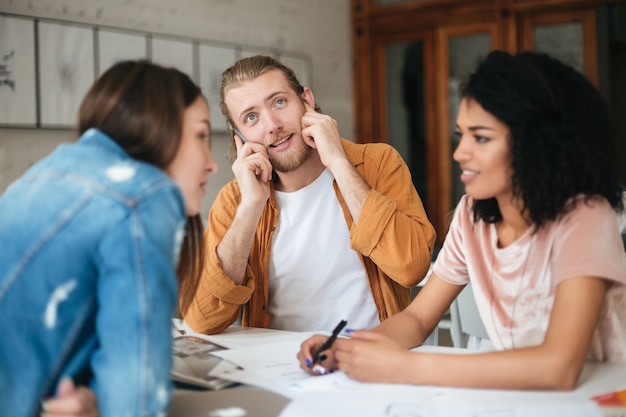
[171,334,240,390]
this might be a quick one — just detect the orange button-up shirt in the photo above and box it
[184,139,436,334]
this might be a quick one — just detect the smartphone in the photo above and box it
[232,127,248,143]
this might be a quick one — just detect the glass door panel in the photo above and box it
[385,41,429,212]
[598,2,626,185]
[447,33,492,207]
[520,10,598,85]
[534,22,584,72]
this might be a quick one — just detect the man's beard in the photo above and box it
[269,137,312,173]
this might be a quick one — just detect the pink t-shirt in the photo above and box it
[433,195,626,363]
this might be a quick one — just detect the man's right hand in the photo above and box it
[231,134,272,207]
[215,133,273,285]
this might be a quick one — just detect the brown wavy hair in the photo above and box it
[78,60,205,316]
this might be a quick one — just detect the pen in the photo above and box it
[310,319,347,366]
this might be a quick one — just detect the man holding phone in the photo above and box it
[182,55,436,334]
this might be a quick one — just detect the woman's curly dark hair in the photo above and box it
[461,50,623,227]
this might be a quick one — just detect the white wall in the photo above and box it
[0,0,353,221]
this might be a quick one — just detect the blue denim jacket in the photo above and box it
[0,129,185,417]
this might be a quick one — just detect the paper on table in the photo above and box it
[278,386,604,417]
[209,337,368,398]
[171,318,316,349]
[208,337,475,399]
[278,386,435,417]
[208,338,604,417]
[210,339,305,370]
[433,388,603,417]
[211,328,317,350]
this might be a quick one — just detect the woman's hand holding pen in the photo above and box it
[298,320,347,375]
[297,334,340,375]
[334,330,413,384]
[297,329,410,383]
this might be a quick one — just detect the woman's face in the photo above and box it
[167,97,218,216]
[452,98,513,201]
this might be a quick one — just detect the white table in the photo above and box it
[169,326,626,417]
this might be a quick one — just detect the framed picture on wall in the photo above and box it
[151,36,195,81]
[198,43,236,133]
[98,28,147,76]
[0,15,37,126]
[38,21,95,128]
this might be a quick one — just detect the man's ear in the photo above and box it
[301,87,316,111]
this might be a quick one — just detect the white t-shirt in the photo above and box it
[268,169,379,332]
[434,194,626,362]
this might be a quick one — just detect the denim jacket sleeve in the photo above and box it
[90,186,184,417]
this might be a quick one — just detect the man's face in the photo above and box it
[225,69,312,172]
